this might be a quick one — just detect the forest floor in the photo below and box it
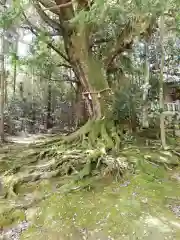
[6,133,52,144]
[0,135,180,240]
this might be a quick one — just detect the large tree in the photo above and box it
[24,0,162,145]
[1,0,177,147]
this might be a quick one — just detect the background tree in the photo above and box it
[0,0,6,142]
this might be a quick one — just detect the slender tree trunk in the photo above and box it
[31,72,36,133]
[47,77,52,129]
[13,36,18,98]
[19,82,24,99]
[142,40,150,128]
[4,72,8,105]
[159,15,166,149]
[0,27,5,142]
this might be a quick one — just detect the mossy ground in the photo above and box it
[20,167,180,240]
[0,143,180,239]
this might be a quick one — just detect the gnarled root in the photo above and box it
[62,119,122,150]
[3,169,62,198]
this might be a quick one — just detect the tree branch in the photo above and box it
[56,63,72,68]
[22,12,70,63]
[20,25,60,36]
[43,1,72,11]
[47,41,69,63]
[51,78,77,83]
[106,40,133,70]
[104,17,157,70]
[104,21,134,69]
[38,0,61,15]
[54,0,74,21]
[34,72,77,83]
[89,36,112,49]
[33,0,63,34]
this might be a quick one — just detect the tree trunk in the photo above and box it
[74,82,88,127]
[4,72,8,105]
[13,36,18,98]
[0,29,5,142]
[51,0,106,119]
[46,78,52,129]
[30,68,37,133]
[159,15,166,149]
[142,40,150,128]
[68,27,109,120]
[48,0,117,147]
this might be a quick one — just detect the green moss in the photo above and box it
[16,179,54,195]
[21,169,180,240]
[11,209,26,222]
[0,144,179,239]
[0,207,26,228]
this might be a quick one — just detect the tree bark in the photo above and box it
[47,77,52,129]
[13,36,18,98]
[74,82,88,127]
[49,0,108,120]
[4,71,8,105]
[67,27,110,120]
[142,40,150,128]
[0,23,5,142]
[159,15,166,149]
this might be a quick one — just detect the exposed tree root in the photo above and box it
[0,120,180,205]
[171,149,180,158]
[62,119,122,150]
[1,126,180,235]
[1,145,130,200]
[62,119,94,143]
[7,169,61,198]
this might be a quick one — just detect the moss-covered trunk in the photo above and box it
[142,40,150,128]
[60,29,116,146]
[159,15,167,149]
[74,82,89,127]
[53,0,110,120]
[65,36,106,120]
[0,20,6,142]
[47,0,118,148]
